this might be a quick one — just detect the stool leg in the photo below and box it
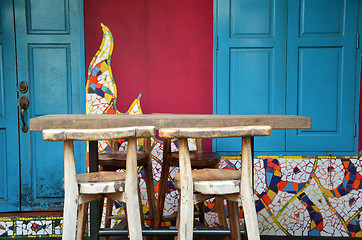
[216,197,229,240]
[63,140,79,240]
[103,197,113,240]
[197,202,205,225]
[240,137,260,240]
[174,206,180,240]
[227,201,241,240]
[125,137,143,240]
[98,196,105,228]
[153,138,171,230]
[76,202,88,240]
[144,158,156,226]
[177,138,193,240]
[104,198,113,229]
[213,160,229,240]
[138,183,146,229]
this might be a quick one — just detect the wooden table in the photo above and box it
[30,114,311,239]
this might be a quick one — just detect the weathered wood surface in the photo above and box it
[30,114,311,131]
[240,137,260,240]
[42,126,155,141]
[159,125,272,139]
[177,138,194,240]
[175,168,240,182]
[125,138,143,240]
[62,140,79,240]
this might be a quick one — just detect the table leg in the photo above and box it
[63,140,79,240]
[240,137,260,240]
[126,138,143,239]
[89,141,99,240]
[177,138,193,240]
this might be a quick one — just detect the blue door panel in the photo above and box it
[31,45,70,115]
[301,0,343,36]
[286,0,359,152]
[0,130,5,200]
[14,0,85,211]
[230,0,272,36]
[230,49,271,115]
[27,0,69,34]
[215,0,287,153]
[299,48,340,132]
[0,0,20,212]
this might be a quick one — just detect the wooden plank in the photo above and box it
[30,114,311,131]
[159,126,271,139]
[42,126,155,141]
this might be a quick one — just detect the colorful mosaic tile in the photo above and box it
[0,217,62,238]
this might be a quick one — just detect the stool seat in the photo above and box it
[77,171,126,183]
[174,168,240,182]
[99,151,149,169]
[168,151,221,167]
[77,171,126,195]
[174,169,241,195]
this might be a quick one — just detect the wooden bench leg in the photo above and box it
[153,138,171,231]
[216,197,229,240]
[125,137,143,240]
[227,201,241,240]
[144,155,157,226]
[98,196,105,228]
[76,203,88,240]
[102,197,113,240]
[240,137,260,240]
[63,140,79,240]
[177,138,194,240]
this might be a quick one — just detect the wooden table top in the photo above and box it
[30,114,311,131]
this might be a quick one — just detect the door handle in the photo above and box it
[20,96,29,133]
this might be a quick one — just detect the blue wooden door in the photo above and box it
[214,0,288,154]
[0,0,20,212]
[0,0,85,212]
[286,0,360,153]
[215,0,360,155]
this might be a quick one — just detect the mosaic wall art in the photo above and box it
[0,217,62,237]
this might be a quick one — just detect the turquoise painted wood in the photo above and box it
[0,0,20,212]
[12,0,85,211]
[214,0,287,153]
[286,0,360,153]
[214,0,360,155]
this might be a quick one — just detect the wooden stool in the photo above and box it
[159,125,272,240]
[42,126,155,240]
[97,137,156,231]
[154,138,228,233]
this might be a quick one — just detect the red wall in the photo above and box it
[84,0,213,114]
